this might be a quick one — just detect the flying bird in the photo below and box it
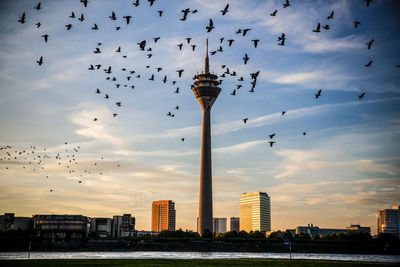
[227,39,234,46]
[315,89,322,99]
[36,56,43,66]
[313,23,321,32]
[92,24,98,30]
[116,102,122,107]
[81,0,88,7]
[123,16,132,24]
[138,40,146,50]
[242,118,248,124]
[243,53,249,64]
[221,4,229,15]
[41,34,49,43]
[365,0,371,7]
[174,87,180,93]
[115,46,121,52]
[353,21,361,28]
[18,12,26,24]
[206,19,215,32]
[327,11,334,19]
[283,0,290,8]
[191,45,196,51]
[109,11,117,20]
[242,28,251,36]
[268,134,275,139]
[252,39,259,48]
[230,89,236,95]
[65,24,72,30]
[78,14,84,22]
[34,2,41,10]
[281,111,286,115]
[268,141,275,147]
[148,0,155,6]
[177,69,184,77]
[367,39,374,49]
[133,0,140,7]
[270,9,277,16]
[365,60,372,67]
[69,12,75,18]
[157,11,163,17]
[177,43,183,50]
[153,37,160,43]
[358,92,366,99]
[323,25,330,30]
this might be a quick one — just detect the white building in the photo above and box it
[378,205,400,238]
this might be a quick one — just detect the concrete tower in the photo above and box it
[192,39,221,235]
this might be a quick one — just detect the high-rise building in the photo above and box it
[213,218,227,234]
[230,217,240,232]
[192,39,221,235]
[378,205,400,238]
[240,192,271,233]
[152,200,176,232]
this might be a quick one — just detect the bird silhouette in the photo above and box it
[227,39,234,46]
[365,0,371,7]
[92,24,98,30]
[243,118,248,124]
[94,47,101,54]
[34,2,41,10]
[367,39,374,49]
[123,16,132,24]
[278,39,285,46]
[177,69,184,77]
[116,102,121,107]
[41,34,49,43]
[81,0,88,7]
[78,14,84,22]
[270,9,277,16]
[313,23,321,32]
[69,12,75,18]
[36,22,41,28]
[230,89,236,95]
[252,39,259,48]
[323,25,330,30]
[315,89,322,99]
[177,43,183,50]
[157,11,163,17]
[138,40,146,50]
[359,93,366,99]
[283,0,290,8]
[353,21,361,28]
[191,45,196,51]
[243,53,249,64]
[65,24,72,30]
[303,132,306,136]
[206,19,215,32]
[113,113,117,117]
[175,106,179,110]
[268,134,275,139]
[153,37,160,43]
[149,74,154,80]
[93,118,98,121]
[281,111,286,115]
[174,87,180,93]
[88,65,94,70]
[18,12,26,24]
[115,26,120,31]
[148,0,155,6]
[96,88,100,94]
[221,4,229,15]
[242,29,251,36]
[268,141,275,147]
[365,60,372,67]
[133,0,140,7]
[327,11,334,19]
[181,138,185,142]
[109,11,117,20]
[115,46,121,52]
[36,56,43,66]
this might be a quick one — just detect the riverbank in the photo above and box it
[1,259,399,267]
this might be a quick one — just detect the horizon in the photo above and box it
[1,0,400,236]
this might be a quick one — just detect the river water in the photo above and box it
[1,252,400,262]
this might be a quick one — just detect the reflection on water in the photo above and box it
[0,252,399,263]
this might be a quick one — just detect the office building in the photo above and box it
[378,205,400,238]
[230,217,240,232]
[213,218,227,234]
[152,200,176,232]
[90,218,112,237]
[112,214,135,237]
[32,214,89,242]
[240,192,271,233]
[293,223,371,238]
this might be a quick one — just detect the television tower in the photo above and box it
[192,39,221,235]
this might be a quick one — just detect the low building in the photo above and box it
[230,217,240,232]
[295,223,371,238]
[32,214,89,242]
[112,214,135,237]
[90,218,112,238]
[0,213,31,231]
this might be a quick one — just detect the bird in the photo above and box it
[93,118,98,121]
[162,75,167,83]
[138,40,146,50]
[206,19,215,32]
[236,29,242,34]
[115,46,121,52]
[115,26,120,31]
[96,88,100,94]
[36,22,41,28]
[303,132,306,136]
[81,0,88,7]
[185,37,192,44]
[365,60,372,67]
[177,43,183,50]
[94,47,101,54]
[34,2,41,10]
[148,0,155,6]
[283,0,290,8]
[268,134,275,139]
[268,141,275,147]
[78,14,84,22]
[323,25,330,30]
[227,39,234,46]
[243,118,248,124]
[149,74,154,81]
[221,4,229,15]
[243,53,249,64]
[313,23,321,32]
[315,89,322,99]
[109,11,117,20]
[252,39,259,48]
[327,11,334,19]
[133,0,140,7]
[113,113,117,117]
[181,138,185,142]
[270,9,277,16]
[177,69,184,77]
[88,65,94,70]
[105,94,109,99]
[92,24,98,30]
[365,0,371,7]
[153,37,160,43]
[230,89,236,95]
[36,56,43,66]
[174,87,180,93]
[359,93,366,99]
[156,67,162,72]
[123,16,132,24]
[175,106,179,110]
[41,34,49,43]
[69,12,75,18]
[353,21,361,28]
[367,39,374,49]
[220,37,224,43]
[116,102,122,107]
[65,24,72,30]
[242,29,251,36]
[281,111,286,115]
[278,33,286,41]
[157,11,163,17]
[18,12,26,24]
[191,45,196,51]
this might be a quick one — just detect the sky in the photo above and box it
[0,0,399,234]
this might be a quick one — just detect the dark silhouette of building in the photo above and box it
[192,39,221,235]
[230,217,240,232]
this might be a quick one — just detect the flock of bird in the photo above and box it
[5,0,397,192]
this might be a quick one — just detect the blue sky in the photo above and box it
[0,0,399,234]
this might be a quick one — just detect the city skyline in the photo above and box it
[1,0,400,235]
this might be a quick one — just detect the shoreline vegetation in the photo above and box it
[1,259,400,267]
[1,230,399,255]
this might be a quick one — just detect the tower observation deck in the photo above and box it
[192,39,221,235]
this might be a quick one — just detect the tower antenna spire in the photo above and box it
[205,39,209,74]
